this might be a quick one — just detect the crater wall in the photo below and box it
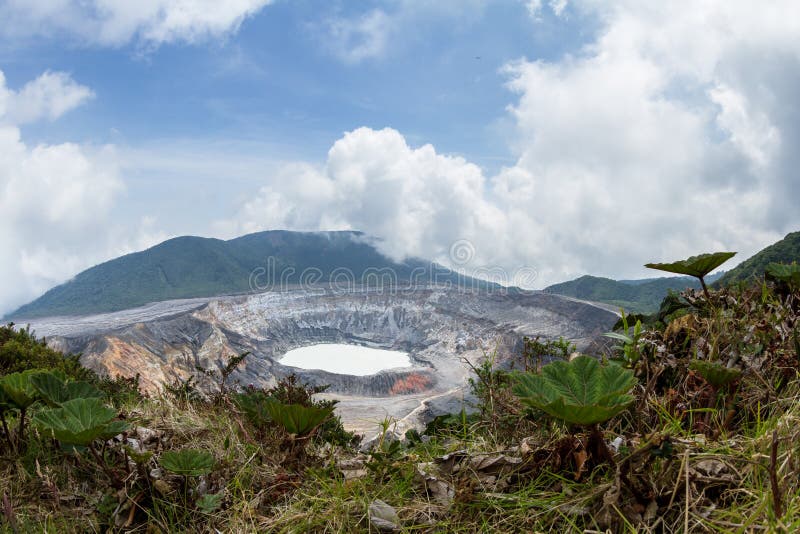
[32,286,617,435]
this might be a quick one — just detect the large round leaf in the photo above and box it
[31,372,102,407]
[512,356,636,426]
[689,360,741,388]
[765,262,800,287]
[33,397,129,446]
[160,449,215,476]
[645,252,736,278]
[0,369,44,409]
[263,399,334,437]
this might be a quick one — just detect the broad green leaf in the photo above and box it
[603,332,633,343]
[196,492,224,513]
[645,252,736,278]
[0,388,11,413]
[233,390,273,429]
[31,372,102,407]
[0,369,44,409]
[160,449,215,476]
[511,355,636,426]
[33,397,129,446]
[765,262,800,287]
[263,399,334,436]
[689,360,741,388]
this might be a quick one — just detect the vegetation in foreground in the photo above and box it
[1,254,799,532]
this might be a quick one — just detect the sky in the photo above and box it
[0,0,799,315]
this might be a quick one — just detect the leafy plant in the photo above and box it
[163,375,204,405]
[31,371,103,407]
[604,310,644,368]
[233,388,274,432]
[646,252,736,298]
[235,376,359,447]
[34,397,130,487]
[689,360,742,389]
[194,351,249,401]
[364,418,412,483]
[33,397,129,447]
[765,262,800,293]
[196,492,224,514]
[160,449,215,476]
[512,356,636,426]
[0,324,92,380]
[466,351,523,439]
[0,369,41,410]
[0,369,44,448]
[263,399,333,437]
[512,355,636,466]
[521,336,575,371]
[160,449,216,512]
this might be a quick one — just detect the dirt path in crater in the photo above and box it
[318,386,466,440]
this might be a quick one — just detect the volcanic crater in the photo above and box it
[28,286,617,436]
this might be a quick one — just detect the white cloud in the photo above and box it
[523,0,567,21]
[0,0,273,48]
[0,70,166,316]
[1,71,94,125]
[323,9,392,64]
[222,0,800,287]
[217,127,512,268]
[317,1,490,64]
[549,0,568,17]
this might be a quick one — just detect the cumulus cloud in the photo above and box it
[0,0,272,48]
[222,0,800,287]
[1,71,94,125]
[0,70,164,316]
[217,128,511,269]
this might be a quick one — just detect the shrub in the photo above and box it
[0,324,91,380]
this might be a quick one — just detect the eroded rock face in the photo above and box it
[29,287,617,434]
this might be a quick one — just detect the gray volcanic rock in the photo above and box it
[28,286,617,436]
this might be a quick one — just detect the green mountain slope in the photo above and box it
[544,275,704,314]
[716,231,800,286]
[8,230,484,319]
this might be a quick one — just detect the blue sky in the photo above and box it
[1,1,799,315]
[5,1,588,165]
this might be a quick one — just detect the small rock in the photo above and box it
[149,468,163,479]
[153,479,173,496]
[415,463,454,506]
[369,499,400,531]
[338,455,369,480]
[124,438,143,453]
[136,427,161,445]
[519,437,537,456]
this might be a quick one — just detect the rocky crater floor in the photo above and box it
[24,286,617,437]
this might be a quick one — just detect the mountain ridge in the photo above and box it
[716,231,800,286]
[8,230,489,320]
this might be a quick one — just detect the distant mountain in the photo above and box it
[543,274,719,314]
[8,230,488,319]
[717,231,800,286]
